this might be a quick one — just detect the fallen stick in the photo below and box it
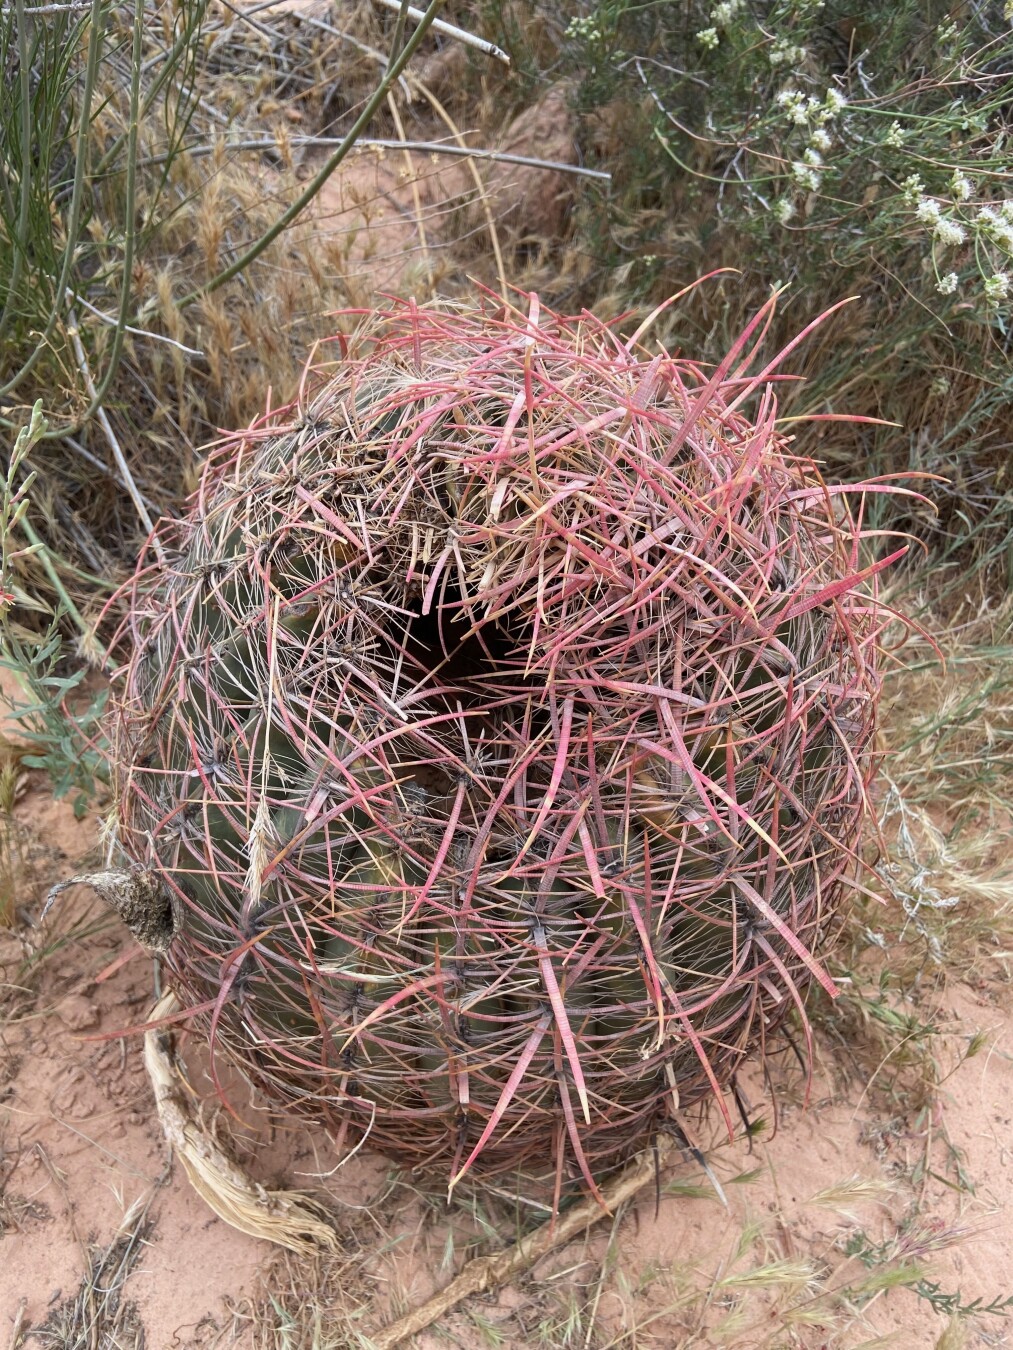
[371,0,511,63]
[370,1134,676,1350]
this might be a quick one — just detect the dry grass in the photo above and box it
[28,1189,155,1349]
[0,0,515,628]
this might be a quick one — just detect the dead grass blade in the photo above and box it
[30,1189,155,1349]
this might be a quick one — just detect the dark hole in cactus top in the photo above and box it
[402,587,522,697]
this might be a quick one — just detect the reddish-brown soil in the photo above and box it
[2,775,1012,1349]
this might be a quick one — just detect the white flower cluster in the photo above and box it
[770,37,807,66]
[935,218,966,247]
[977,205,1013,254]
[901,174,924,202]
[773,86,849,209]
[696,26,720,50]
[710,0,743,24]
[776,88,817,126]
[565,15,601,41]
[914,194,965,246]
[950,172,972,202]
[773,198,795,224]
[913,186,1013,309]
[775,86,847,129]
[915,197,940,225]
[884,121,905,149]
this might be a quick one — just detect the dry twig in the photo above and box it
[371,1135,677,1349]
[372,0,510,64]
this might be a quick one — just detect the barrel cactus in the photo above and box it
[109,292,901,1195]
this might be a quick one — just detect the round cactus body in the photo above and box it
[113,293,897,1192]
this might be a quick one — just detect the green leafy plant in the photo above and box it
[0,403,108,816]
[913,1280,1013,1319]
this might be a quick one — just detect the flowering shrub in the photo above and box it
[554,0,1013,589]
[562,1,1011,317]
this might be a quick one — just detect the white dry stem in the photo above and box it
[371,0,511,64]
[65,305,164,559]
[69,290,204,356]
[135,136,613,183]
[144,990,339,1254]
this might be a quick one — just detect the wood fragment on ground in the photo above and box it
[143,990,339,1256]
[371,1136,677,1349]
[144,985,676,1342]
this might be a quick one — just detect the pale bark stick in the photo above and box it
[371,1135,676,1350]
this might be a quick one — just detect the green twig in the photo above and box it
[0,0,105,401]
[52,0,145,436]
[17,517,96,650]
[0,0,33,343]
[386,0,411,76]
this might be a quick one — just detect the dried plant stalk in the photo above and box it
[143,990,339,1255]
[372,1134,677,1348]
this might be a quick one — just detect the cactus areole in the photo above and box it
[112,292,902,1194]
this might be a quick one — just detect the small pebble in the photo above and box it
[54,995,100,1031]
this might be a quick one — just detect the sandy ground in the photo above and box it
[1,773,1012,1350]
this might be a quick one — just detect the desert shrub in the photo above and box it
[546,0,1013,594]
